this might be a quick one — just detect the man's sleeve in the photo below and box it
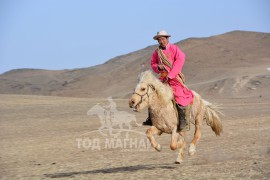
[151,50,160,73]
[167,47,185,79]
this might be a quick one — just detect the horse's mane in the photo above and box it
[138,70,174,105]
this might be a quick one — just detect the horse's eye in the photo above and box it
[141,87,146,91]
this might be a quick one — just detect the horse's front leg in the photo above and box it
[170,127,179,151]
[146,126,162,152]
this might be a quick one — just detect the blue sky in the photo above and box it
[0,0,269,74]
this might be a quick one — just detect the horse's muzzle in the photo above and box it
[129,98,140,112]
[129,98,135,108]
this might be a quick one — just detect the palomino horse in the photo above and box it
[129,70,223,164]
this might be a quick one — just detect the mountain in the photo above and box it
[1,30,270,99]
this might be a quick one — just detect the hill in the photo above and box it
[1,30,270,99]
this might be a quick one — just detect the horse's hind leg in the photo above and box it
[175,131,186,164]
[189,116,202,156]
[146,126,162,152]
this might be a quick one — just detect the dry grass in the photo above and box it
[0,94,269,179]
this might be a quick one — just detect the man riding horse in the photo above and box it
[143,30,194,131]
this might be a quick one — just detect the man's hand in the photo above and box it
[163,75,172,84]
[163,77,169,84]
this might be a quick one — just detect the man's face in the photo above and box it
[157,37,169,48]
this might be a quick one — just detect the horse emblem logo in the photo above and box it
[87,97,140,138]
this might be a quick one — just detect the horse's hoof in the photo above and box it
[188,144,196,156]
[188,151,196,156]
[155,144,162,152]
[175,158,183,164]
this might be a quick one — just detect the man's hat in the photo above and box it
[153,30,171,40]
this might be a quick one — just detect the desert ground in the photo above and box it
[0,94,269,179]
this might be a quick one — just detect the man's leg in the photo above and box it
[176,104,190,131]
[142,108,152,126]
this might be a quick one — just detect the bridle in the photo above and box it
[132,84,155,106]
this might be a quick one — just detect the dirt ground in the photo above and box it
[0,94,269,179]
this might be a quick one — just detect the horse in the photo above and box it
[129,70,223,164]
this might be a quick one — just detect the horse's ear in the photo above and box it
[149,84,156,91]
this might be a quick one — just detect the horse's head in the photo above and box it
[129,81,155,112]
[129,71,159,112]
[129,70,174,112]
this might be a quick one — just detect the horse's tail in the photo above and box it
[203,100,223,136]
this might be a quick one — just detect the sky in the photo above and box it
[0,0,269,74]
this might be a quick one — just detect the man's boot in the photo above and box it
[176,103,189,131]
[142,109,152,126]
[184,104,191,131]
